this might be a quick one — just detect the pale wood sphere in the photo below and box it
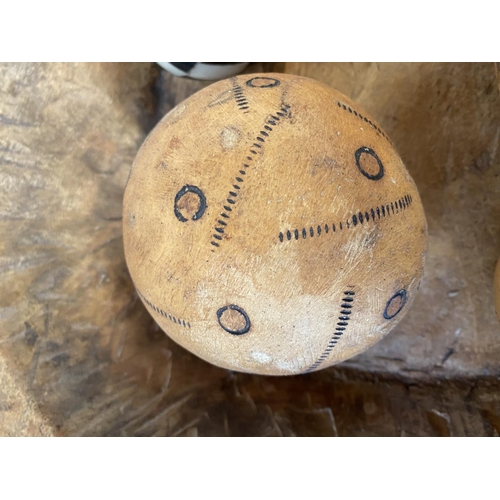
[123,73,427,376]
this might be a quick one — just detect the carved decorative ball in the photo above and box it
[123,73,428,376]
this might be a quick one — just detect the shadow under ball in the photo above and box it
[123,73,428,376]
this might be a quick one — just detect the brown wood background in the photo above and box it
[1,62,499,436]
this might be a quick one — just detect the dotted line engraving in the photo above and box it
[279,194,413,244]
[137,289,191,329]
[232,79,249,113]
[305,290,355,373]
[336,101,393,145]
[211,104,291,250]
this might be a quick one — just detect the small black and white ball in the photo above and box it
[157,62,249,81]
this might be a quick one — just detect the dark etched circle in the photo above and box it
[174,185,207,222]
[217,304,251,335]
[355,147,384,181]
[245,77,280,88]
[383,289,408,320]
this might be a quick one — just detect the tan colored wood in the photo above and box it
[1,62,499,435]
[0,355,53,436]
[123,73,427,375]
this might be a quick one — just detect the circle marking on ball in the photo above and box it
[245,77,281,88]
[355,147,385,181]
[174,185,207,222]
[217,304,251,335]
[383,289,408,320]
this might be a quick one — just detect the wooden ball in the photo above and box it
[123,73,427,376]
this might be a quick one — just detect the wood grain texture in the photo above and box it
[495,256,500,323]
[0,62,499,435]
[123,73,427,375]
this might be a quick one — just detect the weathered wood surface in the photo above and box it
[123,72,428,375]
[0,62,499,436]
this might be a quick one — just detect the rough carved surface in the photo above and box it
[124,73,427,375]
[0,62,499,435]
